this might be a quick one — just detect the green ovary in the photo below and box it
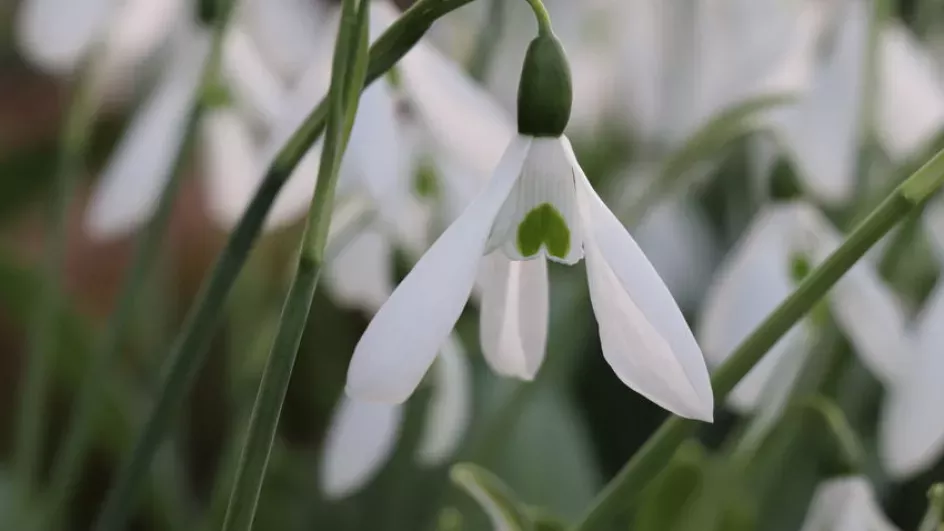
[516,203,571,259]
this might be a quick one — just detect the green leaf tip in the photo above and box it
[900,147,944,204]
[517,202,571,259]
[517,33,572,137]
[450,463,531,531]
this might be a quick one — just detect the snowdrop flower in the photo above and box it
[346,19,714,421]
[236,0,325,84]
[698,201,912,414]
[84,13,285,238]
[618,0,824,150]
[765,0,944,204]
[878,252,944,478]
[799,476,899,531]
[319,335,471,499]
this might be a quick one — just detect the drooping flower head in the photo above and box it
[345,4,714,422]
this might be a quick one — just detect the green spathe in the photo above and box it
[517,202,571,259]
[517,33,573,137]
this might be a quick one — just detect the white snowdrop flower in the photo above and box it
[878,270,944,478]
[618,0,824,149]
[84,16,284,239]
[236,0,325,83]
[698,201,912,414]
[346,23,714,421]
[799,476,899,531]
[319,335,471,499]
[765,3,944,205]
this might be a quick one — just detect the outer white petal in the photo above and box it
[800,477,899,531]
[879,280,944,478]
[877,23,944,161]
[770,0,867,204]
[398,36,513,177]
[416,334,472,465]
[345,136,531,403]
[478,253,548,380]
[489,138,584,265]
[102,0,182,76]
[222,26,286,128]
[923,197,944,265]
[325,227,394,314]
[801,208,909,385]
[85,34,209,238]
[698,204,815,413]
[200,108,263,229]
[15,0,113,73]
[318,397,402,499]
[238,0,324,80]
[572,151,712,420]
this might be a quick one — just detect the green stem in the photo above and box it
[573,147,944,531]
[218,0,368,529]
[523,0,553,35]
[13,44,104,498]
[89,1,477,530]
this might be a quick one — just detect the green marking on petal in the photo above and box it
[516,203,570,259]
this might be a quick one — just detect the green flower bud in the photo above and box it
[197,0,229,26]
[517,32,572,137]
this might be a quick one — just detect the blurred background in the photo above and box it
[2,0,944,529]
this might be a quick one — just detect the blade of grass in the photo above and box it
[218,0,369,529]
[573,147,944,531]
[90,1,477,530]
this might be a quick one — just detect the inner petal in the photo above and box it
[487,138,584,264]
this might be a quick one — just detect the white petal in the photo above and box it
[340,80,413,225]
[15,0,113,73]
[478,253,548,380]
[770,0,867,204]
[237,0,324,80]
[416,334,472,465]
[573,153,713,420]
[85,35,209,238]
[877,22,944,161]
[879,280,944,478]
[102,0,182,75]
[325,227,394,313]
[801,209,910,385]
[318,397,402,499]
[800,477,899,531]
[200,108,263,229]
[345,136,530,403]
[924,197,944,266]
[398,36,514,177]
[489,137,584,265]
[222,25,286,128]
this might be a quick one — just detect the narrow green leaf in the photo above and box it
[797,396,865,475]
[634,441,707,531]
[451,464,532,531]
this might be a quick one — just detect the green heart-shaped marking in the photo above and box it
[516,203,571,259]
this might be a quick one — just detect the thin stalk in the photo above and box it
[90,1,477,530]
[522,0,553,35]
[573,147,944,531]
[218,0,368,528]
[14,46,105,497]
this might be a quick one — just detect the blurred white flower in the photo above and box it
[698,201,912,414]
[799,476,899,531]
[765,0,944,204]
[84,16,284,239]
[619,0,824,149]
[319,334,471,499]
[236,0,325,84]
[346,134,714,421]
[878,236,944,478]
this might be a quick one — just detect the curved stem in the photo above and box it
[523,0,553,35]
[573,147,944,531]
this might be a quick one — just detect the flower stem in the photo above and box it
[89,1,477,530]
[573,147,944,531]
[218,0,368,529]
[13,42,104,500]
[523,0,553,35]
